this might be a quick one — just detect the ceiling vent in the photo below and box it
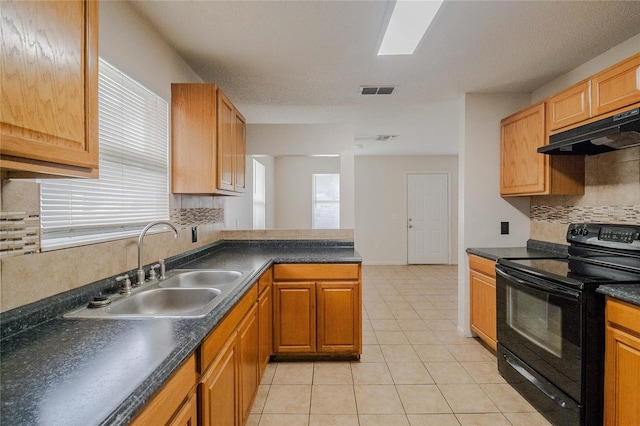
[360,86,396,95]
[375,135,398,142]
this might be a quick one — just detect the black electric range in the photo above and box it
[495,223,640,426]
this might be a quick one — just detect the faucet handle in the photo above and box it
[159,259,166,280]
[149,264,161,281]
[116,274,132,295]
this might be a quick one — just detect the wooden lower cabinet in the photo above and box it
[604,298,640,426]
[273,282,316,353]
[130,355,198,426]
[200,333,239,426]
[317,282,361,353]
[237,303,259,425]
[169,392,198,426]
[272,263,362,357]
[198,268,271,426]
[468,254,497,351]
[258,273,273,376]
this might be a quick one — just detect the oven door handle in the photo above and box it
[495,267,580,299]
[503,353,578,410]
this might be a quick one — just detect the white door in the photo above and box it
[407,173,449,264]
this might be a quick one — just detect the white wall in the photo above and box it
[245,123,355,229]
[457,93,532,337]
[100,1,202,101]
[274,156,340,229]
[354,156,459,265]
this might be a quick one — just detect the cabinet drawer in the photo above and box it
[130,354,197,426]
[607,298,640,337]
[273,263,359,281]
[200,285,257,371]
[468,254,496,278]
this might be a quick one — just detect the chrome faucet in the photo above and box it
[136,221,178,286]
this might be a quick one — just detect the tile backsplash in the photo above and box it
[530,147,640,244]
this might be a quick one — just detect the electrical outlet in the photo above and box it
[501,221,509,235]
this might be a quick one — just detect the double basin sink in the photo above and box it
[65,269,250,319]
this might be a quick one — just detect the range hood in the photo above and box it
[538,106,640,155]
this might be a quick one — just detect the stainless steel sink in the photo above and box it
[159,270,245,289]
[106,288,221,317]
[64,269,251,319]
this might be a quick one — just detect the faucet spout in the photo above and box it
[137,221,178,285]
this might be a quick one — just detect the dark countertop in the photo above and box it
[0,240,361,426]
[597,284,640,307]
[466,241,567,262]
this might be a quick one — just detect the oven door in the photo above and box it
[496,265,583,402]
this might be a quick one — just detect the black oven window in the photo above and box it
[507,287,562,357]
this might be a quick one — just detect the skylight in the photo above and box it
[378,0,444,56]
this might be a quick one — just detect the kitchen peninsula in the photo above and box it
[0,240,361,426]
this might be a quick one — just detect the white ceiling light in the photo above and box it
[378,0,444,55]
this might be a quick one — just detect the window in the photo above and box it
[312,174,340,229]
[252,159,266,229]
[40,59,169,250]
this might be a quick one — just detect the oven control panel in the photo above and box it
[567,223,640,249]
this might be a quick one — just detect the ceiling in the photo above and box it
[129,0,640,156]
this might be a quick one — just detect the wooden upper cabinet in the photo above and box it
[500,103,547,195]
[171,84,218,194]
[0,0,99,178]
[500,102,584,196]
[547,81,591,131]
[171,83,246,195]
[234,110,247,193]
[591,53,640,117]
[217,90,235,192]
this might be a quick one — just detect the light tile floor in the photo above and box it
[249,265,551,426]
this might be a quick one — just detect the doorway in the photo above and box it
[407,173,449,264]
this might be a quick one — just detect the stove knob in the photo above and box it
[570,228,579,236]
[582,228,588,236]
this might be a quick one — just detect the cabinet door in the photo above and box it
[1,0,98,176]
[234,110,246,193]
[217,90,235,192]
[605,300,640,426]
[200,333,239,426]
[238,303,259,425]
[592,53,640,117]
[469,270,497,351]
[316,282,361,353]
[171,83,218,194]
[168,392,197,426]
[547,81,591,131]
[500,103,548,195]
[258,284,273,376]
[273,282,316,353]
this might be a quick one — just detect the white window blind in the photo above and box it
[312,174,340,229]
[40,59,169,250]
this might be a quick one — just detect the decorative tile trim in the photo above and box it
[0,212,40,258]
[531,205,640,224]
[170,208,224,228]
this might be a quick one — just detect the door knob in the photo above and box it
[408,225,413,228]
